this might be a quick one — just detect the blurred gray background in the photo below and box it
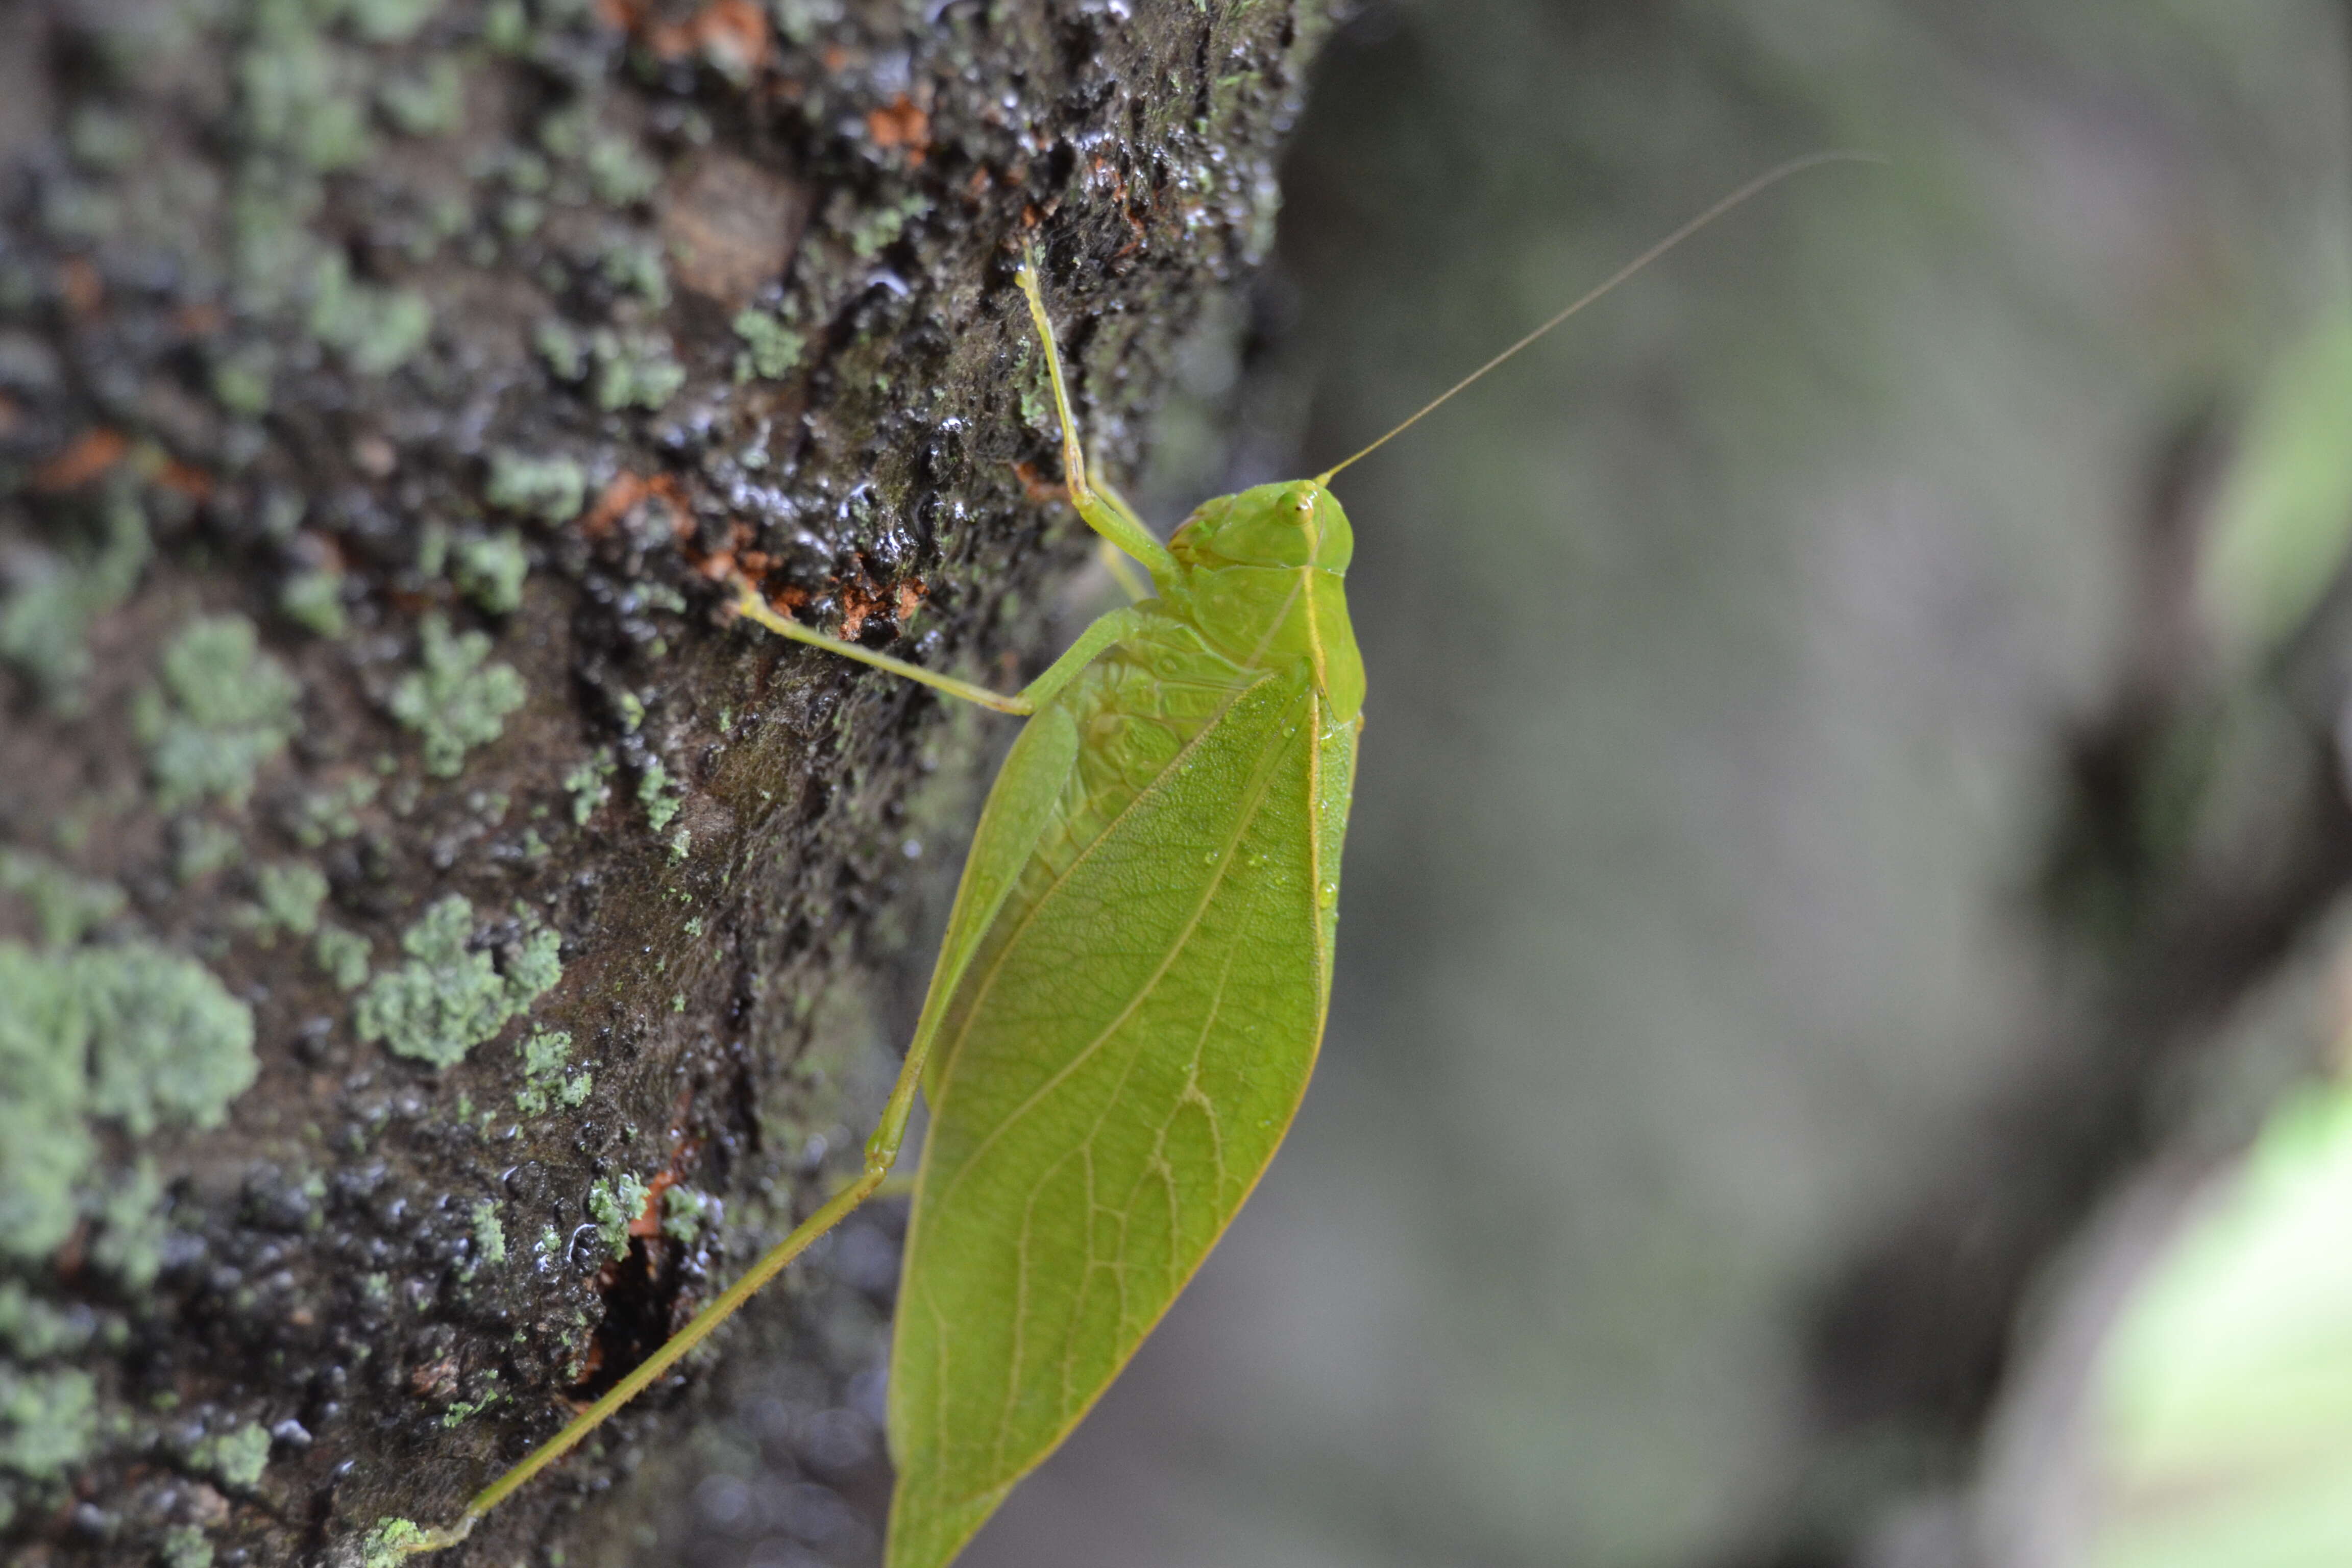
[954,3,2352,1566]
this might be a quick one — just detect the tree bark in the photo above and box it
[0,2,1330,1563]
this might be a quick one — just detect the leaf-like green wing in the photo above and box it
[885,667,1354,1568]
[911,701,1083,1104]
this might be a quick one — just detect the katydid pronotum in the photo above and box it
[395,152,1867,1568]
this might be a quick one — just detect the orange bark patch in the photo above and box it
[867,95,929,163]
[836,579,894,642]
[637,0,768,74]
[155,459,214,503]
[409,1356,460,1402]
[1011,460,1066,505]
[582,472,649,537]
[895,579,928,622]
[172,302,226,337]
[33,429,128,493]
[59,258,103,317]
[580,470,688,539]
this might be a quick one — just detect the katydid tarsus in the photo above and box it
[396,151,1867,1567]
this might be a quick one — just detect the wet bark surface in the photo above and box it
[0,2,1329,1563]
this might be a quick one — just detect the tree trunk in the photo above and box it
[0,2,1330,1563]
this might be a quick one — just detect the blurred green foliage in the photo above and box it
[2089,1080,2352,1568]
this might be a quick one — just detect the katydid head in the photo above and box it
[1169,480,1353,574]
[1169,480,1364,721]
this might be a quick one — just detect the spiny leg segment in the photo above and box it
[398,249,1162,1556]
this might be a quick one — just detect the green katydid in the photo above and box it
[395,152,1865,1568]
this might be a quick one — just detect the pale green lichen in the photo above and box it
[0,1281,94,1359]
[533,319,587,382]
[590,329,685,413]
[639,757,681,831]
[660,1185,713,1243]
[469,1199,506,1270]
[90,1161,167,1290]
[587,1173,649,1259]
[0,494,148,708]
[361,1517,428,1568]
[453,530,528,615]
[314,923,372,991]
[562,749,615,825]
[414,521,450,578]
[0,1366,96,1481]
[485,450,584,523]
[0,849,125,947]
[254,862,329,938]
[0,986,91,1262]
[279,567,347,636]
[65,106,140,171]
[352,896,559,1068]
[172,819,244,885]
[847,191,931,259]
[308,254,429,375]
[599,239,669,306]
[518,1025,570,1079]
[377,58,464,136]
[189,1421,269,1489]
[81,945,261,1136]
[237,29,371,173]
[513,1026,589,1115]
[209,345,273,415]
[0,941,256,1261]
[290,775,378,846]
[438,1370,501,1427]
[133,615,300,810]
[480,0,525,48]
[732,308,805,381]
[348,0,444,44]
[387,615,525,778]
[583,137,659,206]
[159,1524,214,1568]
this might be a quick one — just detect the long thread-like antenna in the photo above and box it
[1315,150,1882,485]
